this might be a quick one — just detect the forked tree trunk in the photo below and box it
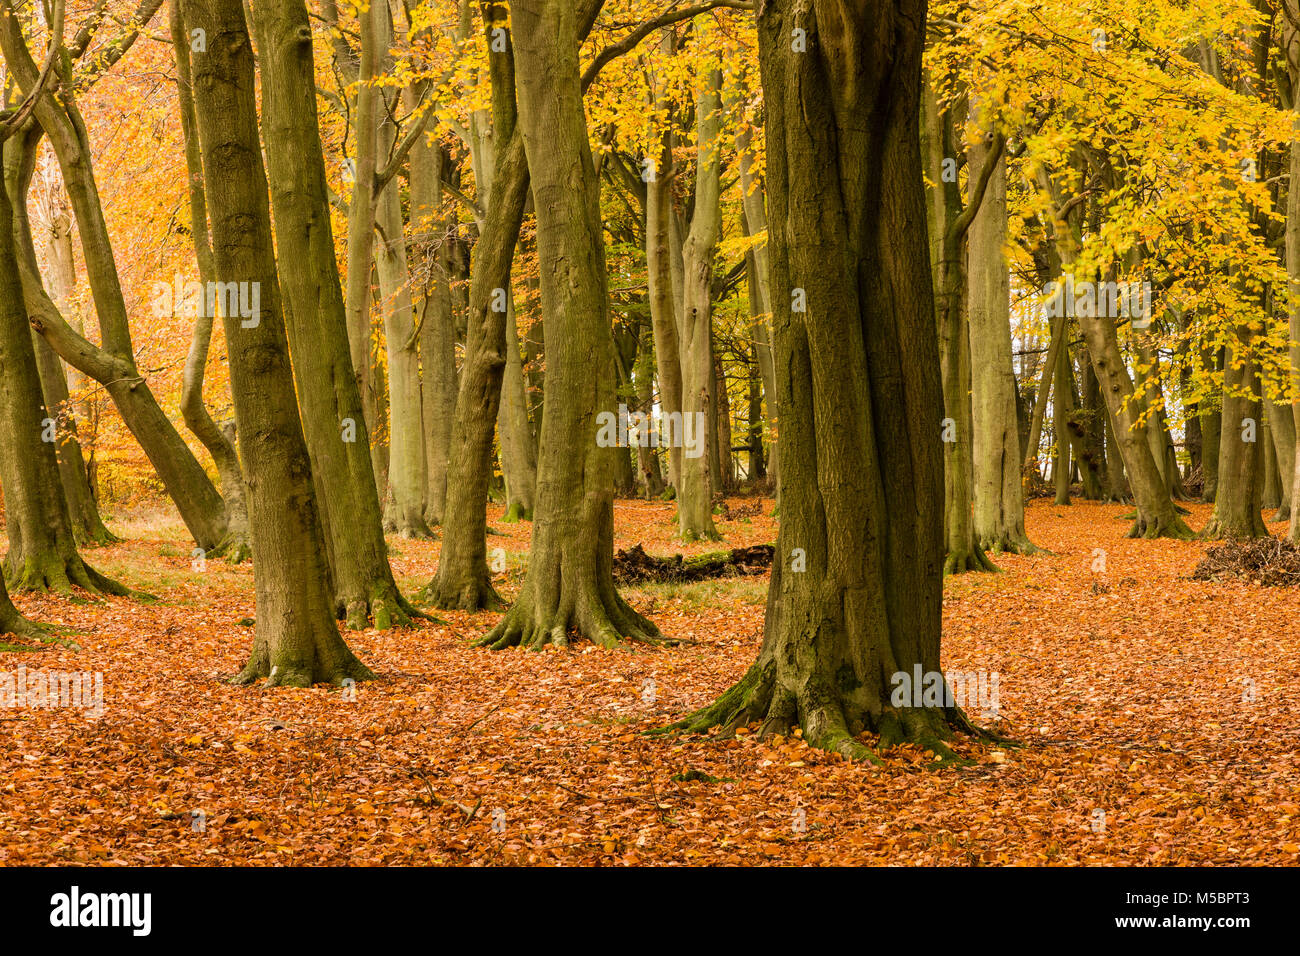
[667,0,980,759]
[248,0,422,628]
[479,0,661,650]
[182,0,372,686]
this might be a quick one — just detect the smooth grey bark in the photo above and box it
[967,109,1037,554]
[181,0,372,685]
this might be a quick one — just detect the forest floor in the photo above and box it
[2,497,1298,865]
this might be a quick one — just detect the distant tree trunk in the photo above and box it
[1201,347,1223,502]
[668,0,974,758]
[498,299,538,520]
[635,338,666,496]
[676,69,724,542]
[1072,354,1105,499]
[1076,308,1191,537]
[967,112,1037,554]
[923,79,996,573]
[1052,342,1071,505]
[171,2,250,561]
[1266,387,1295,522]
[248,0,422,627]
[714,352,733,493]
[735,108,778,492]
[646,119,684,495]
[480,0,661,650]
[182,0,372,685]
[1201,345,1267,539]
[412,140,459,527]
[1263,411,1281,512]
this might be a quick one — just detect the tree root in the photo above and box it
[653,663,999,764]
[422,564,507,612]
[477,585,668,651]
[4,552,133,600]
[943,548,1000,575]
[501,502,532,523]
[979,533,1043,557]
[229,643,376,688]
[340,583,441,630]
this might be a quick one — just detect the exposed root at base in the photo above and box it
[5,553,133,600]
[943,548,1000,575]
[421,568,507,613]
[341,583,442,631]
[229,656,376,688]
[652,665,1001,764]
[477,590,669,652]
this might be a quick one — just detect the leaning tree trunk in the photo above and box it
[1201,343,1267,539]
[5,124,119,550]
[1075,307,1192,538]
[667,0,980,760]
[675,69,724,542]
[248,0,423,628]
[0,171,127,598]
[479,0,662,650]
[967,113,1037,555]
[171,2,250,562]
[0,13,232,554]
[424,10,529,612]
[182,0,372,685]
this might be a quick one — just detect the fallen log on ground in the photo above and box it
[613,543,775,584]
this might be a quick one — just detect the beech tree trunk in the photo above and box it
[498,299,538,521]
[967,121,1037,555]
[923,78,996,574]
[182,0,372,686]
[676,69,724,542]
[0,13,232,553]
[171,2,250,562]
[668,0,979,759]
[248,0,423,627]
[412,139,459,527]
[426,3,529,611]
[0,161,126,598]
[479,0,661,650]
[1202,345,1267,539]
